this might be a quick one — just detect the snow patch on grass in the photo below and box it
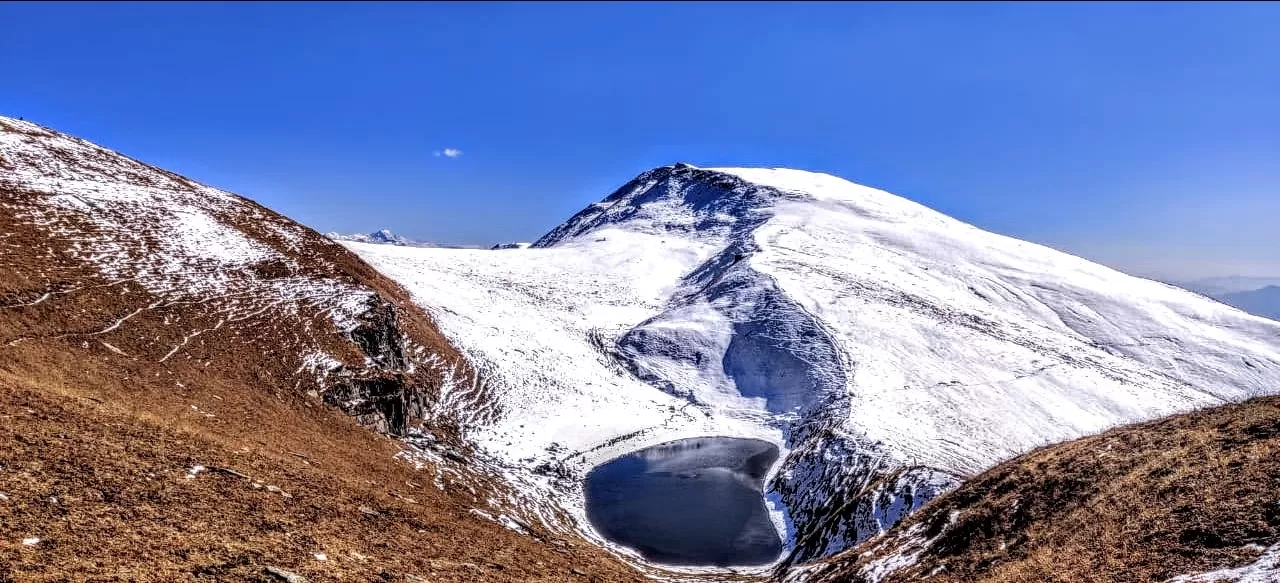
[1166,544,1280,583]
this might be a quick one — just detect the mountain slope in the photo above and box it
[0,116,644,581]
[0,115,485,436]
[796,396,1280,583]
[347,162,1280,570]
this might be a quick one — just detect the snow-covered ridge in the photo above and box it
[349,162,1280,570]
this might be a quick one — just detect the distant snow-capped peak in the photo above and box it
[325,229,436,247]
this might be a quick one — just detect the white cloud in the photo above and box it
[432,148,463,158]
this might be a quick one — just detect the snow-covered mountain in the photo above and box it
[345,162,1280,570]
[325,228,437,247]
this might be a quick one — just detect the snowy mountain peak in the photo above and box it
[533,164,950,250]
[533,163,786,247]
[325,228,436,247]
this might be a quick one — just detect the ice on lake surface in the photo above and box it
[584,436,782,566]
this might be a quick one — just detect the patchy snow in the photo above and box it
[1166,543,1280,582]
[857,525,929,583]
[0,115,399,393]
[348,163,1280,569]
[297,351,344,377]
[0,115,374,344]
[467,507,528,534]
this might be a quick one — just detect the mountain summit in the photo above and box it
[347,163,1280,565]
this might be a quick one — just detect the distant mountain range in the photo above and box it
[1177,276,1280,297]
[324,228,507,250]
[324,228,438,247]
[1174,277,1280,321]
[1215,286,1280,321]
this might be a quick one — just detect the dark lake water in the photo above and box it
[583,436,783,566]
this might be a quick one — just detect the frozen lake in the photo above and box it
[583,436,783,566]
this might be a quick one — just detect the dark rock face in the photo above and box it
[532,163,794,248]
[322,296,422,436]
[323,373,411,436]
[349,298,407,370]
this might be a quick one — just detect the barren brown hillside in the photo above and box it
[0,116,645,582]
[799,397,1280,583]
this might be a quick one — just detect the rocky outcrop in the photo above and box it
[322,296,430,436]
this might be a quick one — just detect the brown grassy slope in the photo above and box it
[0,118,643,582]
[0,370,644,582]
[801,397,1280,583]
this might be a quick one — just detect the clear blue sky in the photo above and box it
[3,2,1277,279]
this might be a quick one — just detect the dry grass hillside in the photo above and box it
[0,116,645,582]
[799,397,1280,583]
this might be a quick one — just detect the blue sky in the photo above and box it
[3,2,1276,280]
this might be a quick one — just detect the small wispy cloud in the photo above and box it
[432,148,463,158]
